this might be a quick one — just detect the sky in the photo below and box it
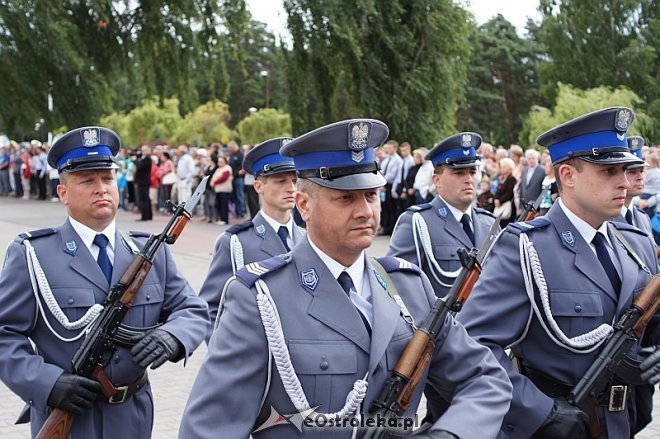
[247,0,542,40]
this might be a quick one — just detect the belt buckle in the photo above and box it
[608,385,628,412]
[108,386,128,404]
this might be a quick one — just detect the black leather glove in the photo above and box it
[411,430,458,439]
[639,345,660,385]
[47,373,101,415]
[535,399,588,438]
[131,329,183,369]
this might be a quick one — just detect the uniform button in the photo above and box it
[574,304,582,313]
[320,358,329,371]
[114,355,120,364]
[505,424,514,431]
[146,294,151,301]
[67,297,74,305]
[28,400,33,405]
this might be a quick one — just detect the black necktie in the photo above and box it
[93,234,113,284]
[625,209,634,226]
[337,272,371,335]
[277,226,290,251]
[592,232,621,293]
[460,214,475,246]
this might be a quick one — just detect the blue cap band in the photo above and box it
[549,131,627,164]
[431,147,477,167]
[293,148,376,171]
[252,153,295,175]
[55,145,114,169]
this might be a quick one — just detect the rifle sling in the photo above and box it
[609,225,651,276]
[370,258,416,330]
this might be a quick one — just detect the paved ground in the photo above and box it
[0,196,658,438]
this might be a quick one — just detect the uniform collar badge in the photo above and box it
[65,240,78,254]
[301,268,319,291]
[255,224,266,236]
[438,207,448,218]
[561,230,575,247]
[373,269,387,291]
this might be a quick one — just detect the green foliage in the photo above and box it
[283,0,472,147]
[172,100,234,146]
[457,15,541,146]
[520,83,652,146]
[236,108,292,145]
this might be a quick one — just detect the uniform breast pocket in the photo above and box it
[53,287,97,323]
[549,290,604,338]
[124,283,164,327]
[433,245,462,272]
[289,341,357,413]
[385,333,412,372]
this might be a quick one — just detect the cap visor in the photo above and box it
[579,152,644,166]
[60,160,119,173]
[308,172,386,190]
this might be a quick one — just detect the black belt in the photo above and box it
[99,372,149,404]
[522,365,629,411]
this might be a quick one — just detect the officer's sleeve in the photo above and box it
[387,213,420,266]
[0,241,64,411]
[179,278,268,438]
[457,230,554,437]
[198,232,233,342]
[155,244,209,363]
[418,273,512,439]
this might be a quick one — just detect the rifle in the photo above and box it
[364,214,502,438]
[35,176,208,439]
[567,275,660,438]
[515,186,549,222]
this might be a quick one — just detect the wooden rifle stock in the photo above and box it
[36,409,73,439]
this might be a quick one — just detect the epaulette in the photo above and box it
[507,217,551,235]
[406,203,432,213]
[375,256,421,275]
[235,254,291,287]
[14,228,57,243]
[128,231,151,238]
[474,207,496,219]
[225,220,254,235]
[610,220,648,237]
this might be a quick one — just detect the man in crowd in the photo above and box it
[0,126,208,438]
[388,132,497,299]
[378,139,402,235]
[175,144,195,203]
[134,144,153,221]
[392,141,415,212]
[517,148,545,211]
[180,119,511,438]
[227,140,247,218]
[199,137,305,340]
[457,107,659,438]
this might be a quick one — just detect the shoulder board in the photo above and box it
[15,228,57,243]
[235,254,291,287]
[474,207,496,219]
[406,203,432,213]
[507,217,551,235]
[226,220,254,235]
[375,256,421,275]
[128,231,151,238]
[610,221,648,237]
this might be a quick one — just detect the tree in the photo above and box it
[236,108,292,145]
[456,15,541,146]
[283,0,472,146]
[520,83,653,147]
[172,100,233,146]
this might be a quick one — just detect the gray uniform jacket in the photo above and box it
[457,202,659,438]
[0,219,209,438]
[387,196,496,298]
[199,211,305,340]
[614,206,653,238]
[180,237,512,438]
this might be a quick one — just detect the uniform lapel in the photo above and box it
[254,212,287,256]
[471,208,490,246]
[549,205,617,301]
[608,224,641,314]
[111,229,136,286]
[431,197,472,248]
[295,239,371,353]
[292,222,306,247]
[366,257,400,373]
[62,220,109,292]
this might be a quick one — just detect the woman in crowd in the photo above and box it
[493,157,517,225]
[211,155,233,225]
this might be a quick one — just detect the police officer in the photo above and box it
[179,119,511,438]
[198,137,305,340]
[457,108,659,438]
[614,136,653,237]
[388,132,497,299]
[0,127,208,438]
